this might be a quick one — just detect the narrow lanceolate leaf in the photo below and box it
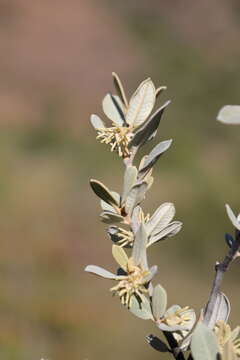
[148,222,182,247]
[139,140,172,174]
[132,223,148,266]
[204,292,230,329]
[131,206,142,234]
[129,295,154,320]
[102,93,125,126]
[125,182,147,215]
[217,105,240,125]
[226,204,240,231]
[112,245,128,270]
[129,101,170,147]
[126,78,156,127]
[122,165,138,204]
[146,202,175,235]
[100,211,124,224]
[90,114,105,130]
[85,265,116,279]
[112,72,128,108]
[90,179,119,207]
[191,323,219,360]
[152,284,167,320]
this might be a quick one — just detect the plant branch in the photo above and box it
[123,146,138,167]
[204,229,240,324]
[163,331,185,360]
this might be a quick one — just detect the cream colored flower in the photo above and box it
[90,74,158,158]
[214,320,240,358]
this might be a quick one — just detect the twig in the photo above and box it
[163,331,185,360]
[204,229,240,324]
[123,146,138,167]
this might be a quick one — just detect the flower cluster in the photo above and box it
[85,74,240,360]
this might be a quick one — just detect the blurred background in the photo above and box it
[0,0,240,359]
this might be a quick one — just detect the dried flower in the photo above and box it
[214,321,240,358]
[156,305,196,332]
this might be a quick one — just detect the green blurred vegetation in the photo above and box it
[0,1,240,359]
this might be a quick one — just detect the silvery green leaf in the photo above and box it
[112,72,128,108]
[90,114,105,130]
[146,202,175,235]
[90,179,119,207]
[132,223,147,266]
[101,191,121,211]
[129,295,153,320]
[100,200,116,212]
[226,204,240,231]
[139,140,172,174]
[143,265,158,283]
[85,265,116,279]
[225,233,235,248]
[112,245,128,270]
[129,101,170,147]
[126,78,156,127]
[102,93,125,126]
[191,323,219,360]
[100,211,124,224]
[217,105,240,125]
[125,182,147,215]
[204,292,230,329]
[152,284,167,320]
[122,165,138,204]
[146,334,170,352]
[131,206,142,234]
[148,221,182,247]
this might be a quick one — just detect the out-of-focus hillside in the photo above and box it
[0,1,239,359]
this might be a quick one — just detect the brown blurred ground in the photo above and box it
[0,1,240,359]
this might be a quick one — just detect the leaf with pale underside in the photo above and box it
[112,72,128,108]
[146,203,175,235]
[129,295,153,320]
[122,165,138,204]
[152,284,167,320]
[191,322,219,360]
[90,114,106,130]
[112,245,128,270]
[217,105,240,125]
[125,182,147,215]
[100,211,124,224]
[126,78,156,127]
[90,179,119,207]
[139,140,172,174]
[85,265,116,279]
[132,223,147,266]
[226,204,240,231]
[148,221,182,247]
[204,292,230,329]
[102,93,125,126]
[129,101,170,147]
